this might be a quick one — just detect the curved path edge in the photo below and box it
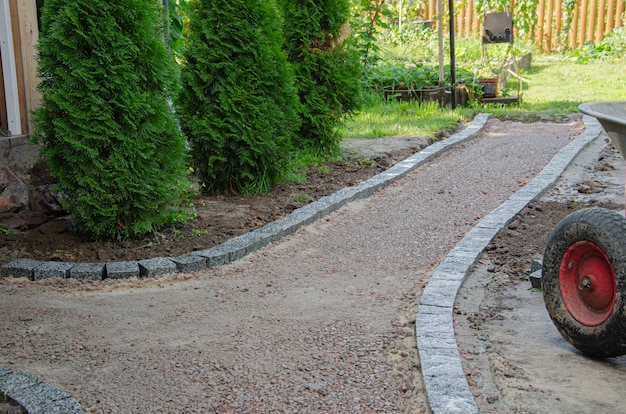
[0,367,84,414]
[1,114,491,281]
[0,114,491,412]
[414,115,604,414]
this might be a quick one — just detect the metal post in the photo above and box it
[448,0,456,109]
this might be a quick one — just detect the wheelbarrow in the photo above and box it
[542,101,626,358]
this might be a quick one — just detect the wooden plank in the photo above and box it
[457,4,465,38]
[615,0,626,27]
[545,0,554,52]
[605,0,616,33]
[554,0,563,49]
[426,1,436,20]
[0,0,21,135]
[16,0,40,135]
[8,0,27,135]
[537,0,546,51]
[579,0,589,46]
[570,1,580,49]
[465,0,474,38]
[588,0,598,43]
[596,0,607,43]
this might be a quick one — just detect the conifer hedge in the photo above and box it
[177,0,300,194]
[280,0,363,155]
[33,0,188,240]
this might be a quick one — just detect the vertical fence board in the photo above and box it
[421,0,623,51]
[596,0,607,43]
[605,0,616,32]
[545,0,554,52]
[570,1,580,48]
[537,0,546,51]
[16,0,40,135]
[588,0,598,41]
[616,0,624,27]
[8,0,27,135]
[578,0,589,47]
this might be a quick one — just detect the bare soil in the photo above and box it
[456,136,626,413]
[0,135,435,266]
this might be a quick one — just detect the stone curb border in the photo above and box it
[0,368,84,414]
[1,114,491,282]
[414,115,604,414]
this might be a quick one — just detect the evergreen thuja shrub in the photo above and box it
[177,0,300,194]
[33,0,188,240]
[280,0,363,155]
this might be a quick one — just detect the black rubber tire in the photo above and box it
[542,207,626,358]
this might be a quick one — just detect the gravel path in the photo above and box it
[0,117,583,413]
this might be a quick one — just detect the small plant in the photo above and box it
[192,229,208,237]
[171,228,185,240]
[356,157,376,168]
[293,193,312,203]
[0,226,18,235]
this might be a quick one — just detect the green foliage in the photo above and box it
[280,0,363,156]
[349,0,392,66]
[177,0,300,194]
[340,91,468,139]
[33,0,188,241]
[571,27,626,63]
[168,0,191,56]
[363,60,475,92]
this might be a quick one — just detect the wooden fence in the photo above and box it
[415,0,625,52]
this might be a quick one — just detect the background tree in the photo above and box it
[280,0,363,155]
[177,0,300,194]
[33,0,188,240]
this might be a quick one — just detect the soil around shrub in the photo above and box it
[0,138,432,266]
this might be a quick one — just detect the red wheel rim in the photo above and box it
[560,240,617,326]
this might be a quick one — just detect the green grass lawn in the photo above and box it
[341,57,626,139]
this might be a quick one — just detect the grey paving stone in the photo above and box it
[138,257,177,278]
[194,244,231,267]
[69,263,105,280]
[1,258,40,279]
[105,261,140,279]
[254,219,297,242]
[170,255,208,273]
[0,370,41,394]
[0,370,84,414]
[531,258,543,273]
[419,347,479,414]
[33,262,73,280]
[529,269,542,289]
[415,312,458,350]
[10,381,69,410]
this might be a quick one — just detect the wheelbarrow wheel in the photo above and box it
[542,207,626,358]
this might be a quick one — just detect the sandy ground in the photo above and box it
[0,117,600,413]
[455,133,626,414]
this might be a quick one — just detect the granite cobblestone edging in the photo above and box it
[0,113,491,282]
[0,368,84,414]
[415,115,603,414]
